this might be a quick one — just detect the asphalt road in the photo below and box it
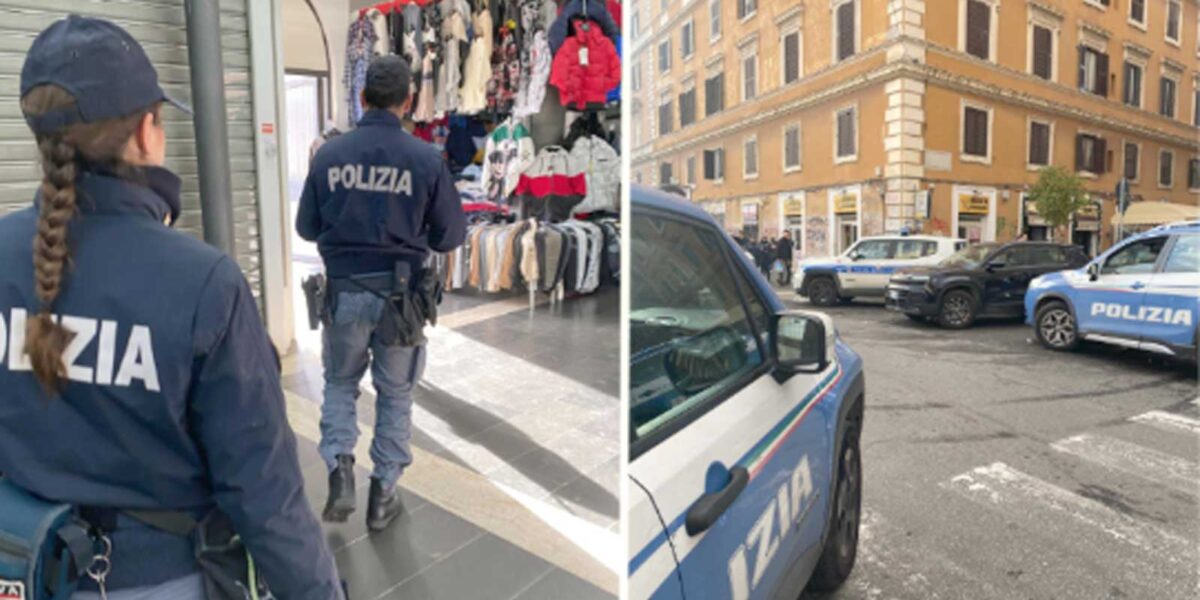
[788,296,1199,600]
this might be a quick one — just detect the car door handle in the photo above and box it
[1131,281,1146,290]
[685,466,750,536]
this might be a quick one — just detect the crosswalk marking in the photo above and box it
[1129,410,1200,437]
[943,463,1194,567]
[1051,434,1200,496]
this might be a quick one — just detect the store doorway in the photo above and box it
[837,215,859,253]
[958,216,985,244]
[1072,229,1097,258]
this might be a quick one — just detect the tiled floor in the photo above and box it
[282,270,619,600]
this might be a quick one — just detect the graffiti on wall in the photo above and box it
[805,216,828,256]
[928,217,949,236]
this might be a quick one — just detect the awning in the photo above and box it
[1121,201,1200,226]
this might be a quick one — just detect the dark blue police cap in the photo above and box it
[20,15,191,134]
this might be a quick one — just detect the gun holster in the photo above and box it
[301,273,329,330]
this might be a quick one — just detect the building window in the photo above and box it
[659,39,672,73]
[1031,24,1054,80]
[1160,76,1178,119]
[1189,158,1200,190]
[743,136,758,179]
[1083,0,1110,9]
[710,0,722,41]
[963,0,994,61]
[1166,0,1182,45]
[679,88,697,127]
[1075,133,1106,174]
[1028,120,1051,167]
[681,20,695,59]
[1124,142,1140,181]
[834,1,857,62]
[835,106,857,162]
[1159,150,1174,187]
[781,26,802,85]
[660,162,673,185]
[632,61,642,92]
[741,52,757,101]
[1123,61,1142,107]
[687,155,697,185]
[703,148,725,181]
[705,72,725,116]
[783,124,801,172]
[1194,88,1200,127]
[1078,46,1109,97]
[658,99,674,136]
[1129,0,1146,28]
[962,104,991,162]
[737,0,756,20]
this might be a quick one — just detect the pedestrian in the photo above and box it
[0,16,342,599]
[756,238,772,277]
[777,231,795,285]
[297,55,467,532]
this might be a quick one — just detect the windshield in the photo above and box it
[940,243,998,268]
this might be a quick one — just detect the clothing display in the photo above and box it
[549,21,621,109]
[568,135,619,213]
[460,6,493,114]
[443,218,609,295]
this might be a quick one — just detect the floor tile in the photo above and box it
[382,534,556,600]
[515,568,613,600]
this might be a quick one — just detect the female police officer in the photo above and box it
[0,16,342,599]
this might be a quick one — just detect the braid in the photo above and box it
[25,134,78,392]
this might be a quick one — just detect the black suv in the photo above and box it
[884,242,1089,328]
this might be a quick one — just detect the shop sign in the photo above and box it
[742,202,759,225]
[958,193,990,215]
[1024,199,1047,226]
[1076,203,1100,221]
[834,194,858,214]
[783,196,804,216]
[915,190,930,220]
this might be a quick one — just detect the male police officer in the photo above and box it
[297,56,466,531]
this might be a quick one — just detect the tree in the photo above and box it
[1028,166,1091,241]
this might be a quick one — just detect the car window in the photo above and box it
[894,240,937,259]
[1102,236,1168,275]
[941,243,998,268]
[1024,245,1066,266]
[852,240,894,259]
[630,212,767,444]
[994,248,1027,267]
[1163,234,1199,274]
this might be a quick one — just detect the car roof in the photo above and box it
[1128,220,1200,241]
[632,184,714,223]
[858,234,963,242]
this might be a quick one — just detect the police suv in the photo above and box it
[795,235,964,306]
[629,186,866,600]
[1026,220,1199,360]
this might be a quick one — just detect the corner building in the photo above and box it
[629,0,1200,257]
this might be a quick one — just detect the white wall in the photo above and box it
[282,0,350,128]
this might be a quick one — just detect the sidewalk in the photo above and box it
[283,260,619,600]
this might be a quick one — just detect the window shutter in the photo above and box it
[717,149,725,179]
[966,0,990,60]
[1029,122,1048,165]
[1124,144,1138,180]
[1095,53,1109,96]
[837,2,855,60]
[784,33,799,83]
[1077,46,1087,90]
[1033,27,1052,79]
[1075,135,1086,171]
[1094,137,1107,174]
[1189,159,1199,189]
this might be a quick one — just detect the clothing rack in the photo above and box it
[357,0,424,17]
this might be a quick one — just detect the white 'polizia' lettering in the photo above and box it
[1090,302,1194,326]
[327,164,413,196]
[728,456,815,600]
[0,309,161,392]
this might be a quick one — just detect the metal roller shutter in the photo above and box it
[0,0,263,298]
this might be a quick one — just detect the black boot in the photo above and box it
[322,454,356,523]
[366,477,402,532]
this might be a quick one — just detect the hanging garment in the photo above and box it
[550,20,621,110]
[519,0,549,35]
[460,7,494,114]
[567,135,620,213]
[487,24,519,115]
[436,3,469,116]
[548,0,619,54]
[513,146,586,222]
[413,52,438,122]
[607,35,621,104]
[481,119,535,203]
[519,219,539,290]
[514,30,551,118]
[606,0,622,29]
[345,14,378,125]
[366,8,390,55]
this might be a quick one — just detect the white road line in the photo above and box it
[943,463,1195,568]
[1051,434,1200,496]
[1129,410,1200,437]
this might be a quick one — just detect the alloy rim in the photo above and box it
[943,295,971,326]
[813,280,834,304]
[836,444,860,558]
[1040,309,1075,347]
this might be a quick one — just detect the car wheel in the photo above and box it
[807,417,862,592]
[808,277,839,307]
[1035,301,1079,351]
[937,290,976,329]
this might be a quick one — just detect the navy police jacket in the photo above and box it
[296,109,467,278]
[0,168,342,598]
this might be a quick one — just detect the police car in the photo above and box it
[1026,220,1199,360]
[795,235,965,306]
[629,186,866,599]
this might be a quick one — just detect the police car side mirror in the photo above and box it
[848,251,862,261]
[1086,262,1100,281]
[772,311,835,381]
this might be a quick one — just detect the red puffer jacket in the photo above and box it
[549,20,621,110]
